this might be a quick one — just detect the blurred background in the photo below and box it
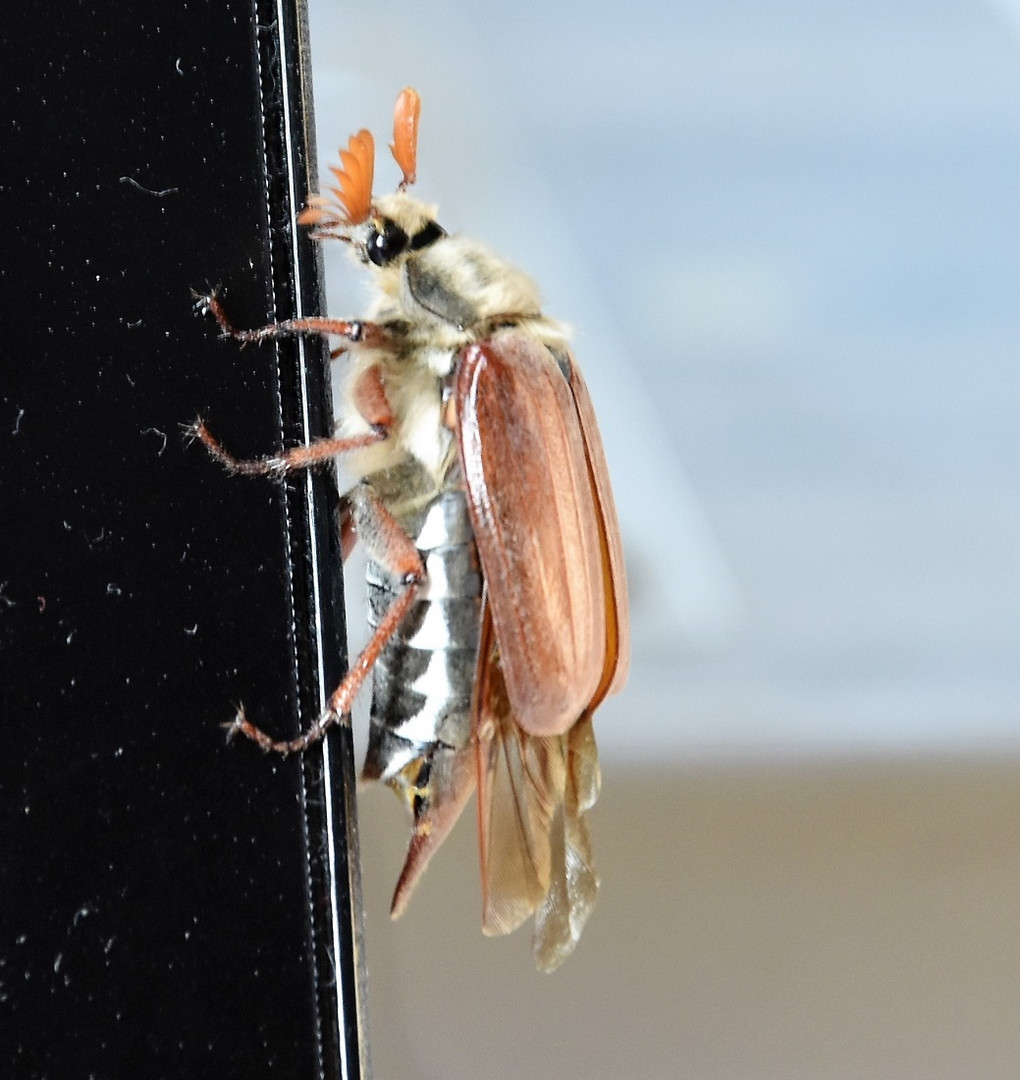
[307,1,1020,1076]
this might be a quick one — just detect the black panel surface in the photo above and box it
[1,2,367,1076]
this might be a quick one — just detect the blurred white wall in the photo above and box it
[308,0,1020,762]
[304,4,1020,1076]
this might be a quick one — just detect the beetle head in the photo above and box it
[298,87,446,267]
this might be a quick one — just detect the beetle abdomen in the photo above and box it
[361,486,482,784]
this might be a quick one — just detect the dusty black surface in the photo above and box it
[0,2,365,1076]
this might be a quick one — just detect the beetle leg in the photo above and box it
[338,493,358,563]
[224,485,426,754]
[351,364,395,429]
[193,289,388,350]
[190,362,395,477]
[187,419,386,477]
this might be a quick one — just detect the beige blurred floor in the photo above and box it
[354,755,1020,1079]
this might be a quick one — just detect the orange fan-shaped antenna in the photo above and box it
[390,87,421,189]
[298,128,376,229]
[331,128,375,224]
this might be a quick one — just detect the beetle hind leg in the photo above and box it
[223,485,427,755]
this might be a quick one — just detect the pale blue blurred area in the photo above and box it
[307,0,1020,758]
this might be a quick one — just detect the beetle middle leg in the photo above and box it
[188,363,395,477]
[187,420,386,477]
[225,484,426,754]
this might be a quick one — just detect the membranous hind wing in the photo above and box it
[455,333,628,969]
[473,612,602,971]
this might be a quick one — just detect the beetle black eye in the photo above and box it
[366,219,409,266]
[410,220,446,251]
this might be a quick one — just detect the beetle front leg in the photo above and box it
[224,484,426,754]
[193,289,389,351]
